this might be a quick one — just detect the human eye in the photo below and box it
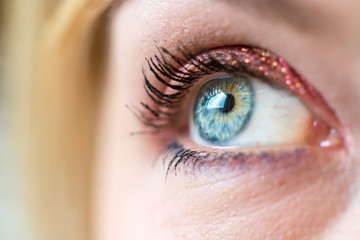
[131,46,343,176]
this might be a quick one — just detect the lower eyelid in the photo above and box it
[137,46,347,178]
[162,107,345,175]
[162,139,346,180]
[161,83,344,177]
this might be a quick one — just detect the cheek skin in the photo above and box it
[160,149,355,239]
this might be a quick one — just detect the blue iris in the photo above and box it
[194,76,254,144]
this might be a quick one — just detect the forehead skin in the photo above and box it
[96,0,360,239]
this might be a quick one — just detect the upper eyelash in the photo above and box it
[130,45,340,139]
[130,46,344,176]
[130,46,254,133]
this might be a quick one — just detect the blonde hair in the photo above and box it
[5,0,118,239]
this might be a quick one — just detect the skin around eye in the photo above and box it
[100,1,360,239]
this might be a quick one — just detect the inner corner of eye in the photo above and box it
[187,74,337,149]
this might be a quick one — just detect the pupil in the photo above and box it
[221,94,235,113]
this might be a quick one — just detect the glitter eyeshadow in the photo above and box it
[181,47,340,131]
[137,45,342,148]
[136,46,344,176]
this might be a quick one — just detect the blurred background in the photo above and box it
[1,1,31,239]
[0,1,60,239]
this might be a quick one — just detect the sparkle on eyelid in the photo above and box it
[176,46,339,135]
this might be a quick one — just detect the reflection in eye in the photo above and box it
[193,76,254,145]
[132,46,343,175]
[192,75,314,147]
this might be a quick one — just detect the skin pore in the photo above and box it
[95,0,360,239]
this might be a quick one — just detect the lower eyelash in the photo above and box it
[163,141,307,178]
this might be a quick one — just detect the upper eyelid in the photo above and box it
[132,45,342,137]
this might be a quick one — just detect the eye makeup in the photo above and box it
[135,46,340,132]
[131,45,344,176]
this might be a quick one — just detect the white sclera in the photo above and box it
[190,78,313,148]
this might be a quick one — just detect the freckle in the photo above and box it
[278,180,285,186]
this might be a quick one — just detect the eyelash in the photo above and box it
[131,45,330,133]
[163,141,307,178]
[131,46,257,133]
[130,45,342,176]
